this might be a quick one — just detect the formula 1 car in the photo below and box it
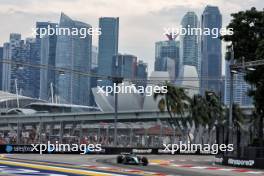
[117,153,148,166]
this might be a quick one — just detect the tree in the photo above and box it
[205,92,225,144]
[232,103,245,157]
[154,82,190,141]
[189,94,209,128]
[221,7,264,145]
[189,94,209,144]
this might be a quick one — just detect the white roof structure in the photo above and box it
[176,65,199,97]
[0,91,31,102]
[0,91,43,110]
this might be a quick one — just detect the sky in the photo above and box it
[0,0,263,73]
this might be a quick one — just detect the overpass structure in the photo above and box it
[0,105,254,125]
[0,111,178,145]
[0,107,254,146]
[0,110,175,125]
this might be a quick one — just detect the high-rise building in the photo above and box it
[200,5,222,95]
[39,22,57,101]
[0,47,3,90]
[112,54,137,79]
[2,34,28,95]
[180,12,199,68]
[1,34,40,97]
[155,40,180,79]
[224,60,252,106]
[2,42,11,91]
[97,17,119,86]
[92,46,98,69]
[55,13,92,105]
[135,60,148,88]
[24,38,39,98]
[136,60,148,80]
[28,22,52,98]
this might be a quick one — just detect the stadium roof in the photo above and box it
[0,91,34,102]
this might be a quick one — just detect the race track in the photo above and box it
[0,154,263,176]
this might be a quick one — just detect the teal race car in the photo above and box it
[117,153,148,166]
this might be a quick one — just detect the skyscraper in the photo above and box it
[24,38,39,98]
[136,60,148,88]
[55,13,92,105]
[180,12,199,68]
[97,17,119,86]
[200,5,222,95]
[2,34,30,95]
[92,46,98,69]
[2,42,10,91]
[112,54,137,79]
[224,60,252,106]
[155,40,180,79]
[28,22,51,98]
[39,22,57,101]
[0,47,3,90]
[136,60,148,80]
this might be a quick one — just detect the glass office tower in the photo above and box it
[200,5,222,95]
[97,17,119,86]
[155,40,180,80]
[180,12,199,68]
[39,22,57,101]
[0,47,3,90]
[55,13,92,105]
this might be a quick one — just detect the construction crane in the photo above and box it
[165,32,179,41]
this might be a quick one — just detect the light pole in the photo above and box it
[227,44,235,145]
[228,70,234,145]
[206,91,222,145]
[112,77,123,147]
[14,79,20,108]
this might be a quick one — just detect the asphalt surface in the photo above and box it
[0,154,263,176]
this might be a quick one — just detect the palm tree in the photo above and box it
[189,94,209,128]
[154,82,190,142]
[189,94,209,144]
[231,103,245,157]
[204,92,225,144]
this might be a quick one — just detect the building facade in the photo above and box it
[0,47,3,90]
[224,60,252,106]
[55,13,92,106]
[112,54,137,79]
[39,22,58,101]
[2,34,34,97]
[24,38,39,98]
[97,17,119,86]
[180,12,199,69]
[200,5,222,95]
[92,46,98,69]
[155,40,180,80]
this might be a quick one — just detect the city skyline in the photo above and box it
[0,0,262,72]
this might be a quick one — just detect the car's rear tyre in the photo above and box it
[142,157,148,166]
[117,156,123,163]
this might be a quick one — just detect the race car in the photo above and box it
[116,153,148,166]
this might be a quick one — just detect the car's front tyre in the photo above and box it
[117,155,123,164]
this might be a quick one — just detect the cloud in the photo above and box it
[0,0,263,72]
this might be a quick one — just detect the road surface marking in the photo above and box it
[149,160,264,174]
[0,160,127,176]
